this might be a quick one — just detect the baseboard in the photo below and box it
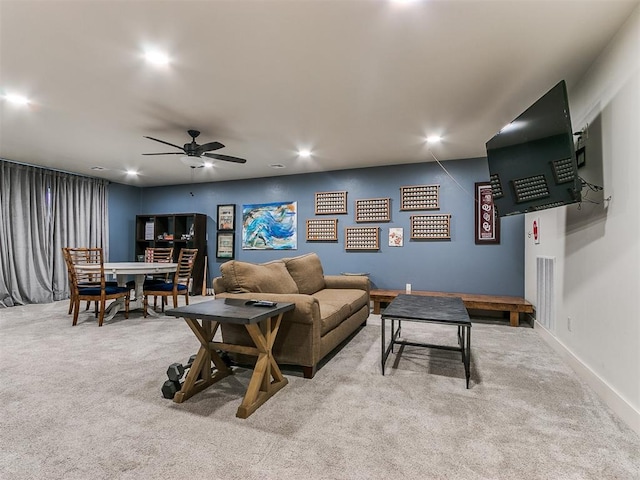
[534,320,640,436]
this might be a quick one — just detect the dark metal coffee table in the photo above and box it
[381,294,472,388]
[165,298,294,418]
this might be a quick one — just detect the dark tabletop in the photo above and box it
[165,298,295,325]
[381,294,471,326]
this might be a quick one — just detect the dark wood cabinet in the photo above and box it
[135,213,207,295]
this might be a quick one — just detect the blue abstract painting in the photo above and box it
[242,201,297,250]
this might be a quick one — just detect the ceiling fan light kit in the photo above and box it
[180,157,206,169]
[143,130,247,165]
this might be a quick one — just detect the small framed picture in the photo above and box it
[216,232,235,259]
[217,204,236,231]
[388,227,403,247]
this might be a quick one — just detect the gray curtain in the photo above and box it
[0,160,109,307]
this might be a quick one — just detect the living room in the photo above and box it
[1,1,639,478]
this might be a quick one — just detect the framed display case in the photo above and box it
[345,226,380,250]
[474,182,500,244]
[400,184,440,210]
[355,198,390,222]
[315,191,348,215]
[306,218,338,241]
[410,214,451,239]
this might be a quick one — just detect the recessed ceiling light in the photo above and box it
[126,169,139,176]
[144,49,170,66]
[203,161,213,168]
[269,163,286,169]
[298,149,312,158]
[91,166,106,171]
[4,93,30,106]
[426,135,442,144]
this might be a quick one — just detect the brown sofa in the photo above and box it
[212,253,370,378]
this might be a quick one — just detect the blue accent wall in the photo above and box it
[108,181,141,262]
[135,158,525,296]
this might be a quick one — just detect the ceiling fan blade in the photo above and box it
[203,153,247,164]
[195,141,225,155]
[143,136,185,151]
[142,152,183,155]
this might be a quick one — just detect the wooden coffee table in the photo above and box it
[165,298,294,418]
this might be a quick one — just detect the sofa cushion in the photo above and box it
[317,301,351,336]
[220,260,299,294]
[313,288,368,315]
[284,253,326,294]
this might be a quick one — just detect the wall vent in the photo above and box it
[536,256,556,330]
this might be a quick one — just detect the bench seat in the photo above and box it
[370,289,533,326]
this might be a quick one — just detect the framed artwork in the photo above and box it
[475,182,500,244]
[217,204,236,231]
[242,201,297,250]
[389,227,403,247]
[216,232,235,259]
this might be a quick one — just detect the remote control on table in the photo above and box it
[245,300,278,307]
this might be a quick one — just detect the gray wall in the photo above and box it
[111,158,524,296]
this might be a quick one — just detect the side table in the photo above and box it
[165,298,295,418]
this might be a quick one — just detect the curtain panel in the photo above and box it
[0,160,109,307]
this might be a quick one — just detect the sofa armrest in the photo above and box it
[213,276,226,295]
[323,275,370,293]
[214,291,320,325]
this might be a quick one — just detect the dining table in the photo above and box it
[74,262,178,321]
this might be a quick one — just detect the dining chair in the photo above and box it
[143,247,174,309]
[143,247,174,283]
[63,247,135,316]
[143,248,198,317]
[63,247,85,315]
[66,247,130,326]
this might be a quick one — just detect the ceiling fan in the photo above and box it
[143,129,247,165]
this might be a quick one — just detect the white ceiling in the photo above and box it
[1,0,638,187]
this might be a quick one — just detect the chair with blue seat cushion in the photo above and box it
[66,247,130,327]
[63,247,135,316]
[142,247,174,309]
[143,248,197,317]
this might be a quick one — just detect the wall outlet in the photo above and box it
[567,316,572,332]
[405,283,412,294]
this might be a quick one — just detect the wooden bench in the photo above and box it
[370,289,534,327]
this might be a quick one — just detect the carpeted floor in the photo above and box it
[0,298,638,480]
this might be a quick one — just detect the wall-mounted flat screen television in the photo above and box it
[486,80,581,217]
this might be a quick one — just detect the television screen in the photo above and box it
[486,80,582,217]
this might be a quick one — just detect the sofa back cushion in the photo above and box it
[220,260,299,294]
[284,253,326,295]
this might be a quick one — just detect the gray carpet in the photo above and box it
[1,298,638,480]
